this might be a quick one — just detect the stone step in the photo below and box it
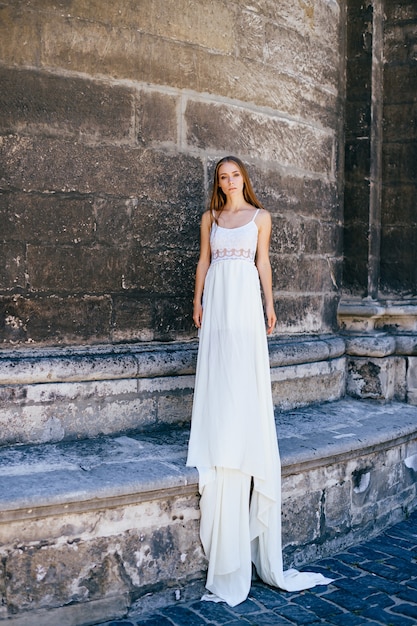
[1,399,417,626]
[0,335,345,446]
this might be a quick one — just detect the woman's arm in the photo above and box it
[193,210,212,329]
[255,210,277,335]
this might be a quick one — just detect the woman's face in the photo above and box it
[217,161,244,198]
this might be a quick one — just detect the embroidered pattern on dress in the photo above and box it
[211,248,254,263]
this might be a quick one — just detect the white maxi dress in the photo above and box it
[187,210,332,607]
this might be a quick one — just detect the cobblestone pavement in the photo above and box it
[98,510,417,626]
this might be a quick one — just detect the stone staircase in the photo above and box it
[1,336,417,625]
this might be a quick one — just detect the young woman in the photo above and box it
[187,156,332,607]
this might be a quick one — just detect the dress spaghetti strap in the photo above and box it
[252,208,260,221]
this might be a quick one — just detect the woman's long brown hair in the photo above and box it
[209,156,264,223]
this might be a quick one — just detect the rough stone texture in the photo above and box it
[407,357,417,405]
[343,0,417,298]
[185,100,334,175]
[345,334,396,357]
[346,356,406,402]
[339,299,417,333]
[0,0,344,347]
[0,336,344,446]
[271,358,346,411]
[381,3,417,295]
[1,399,416,624]
[0,66,135,141]
[343,0,373,294]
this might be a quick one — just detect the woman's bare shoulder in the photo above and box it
[256,208,272,225]
[201,209,213,224]
[200,209,214,232]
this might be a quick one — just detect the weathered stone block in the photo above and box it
[385,2,417,22]
[346,356,407,401]
[0,393,158,445]
[271,358,346,410]
[0,136,204,200]
[281,484,322,551]
[350,447,417,529]
[322,294,342,333]
[274,295,332,335]
[318,221,343,256]
[0,66,134,141]
[0,5,40,66]
[38,12,338,127]
[346,58,372,102]
[248,0,341,50]
[323,480,352,538]
[271,214,342,257]
[0,295,112,345]
[383,103,417,142]
[263,20,339,92]
[380,259,415,295]
[271,255,338,293]
[137,90,179,145]
[235,8,265,63]
[384,64,417,105]
[122,247,196,296]
[257,170,339,221]
[0,343,197,386]
[153,297,195,342]
[343,180,370,221]
[345,139,371,178]
[27,244,130,292]
[130,199,201,251]
[342,221,369,291]
[156,386,194,427]
[111,296,154,343]
[35,0,233,53]
[382,183,417,223]
[2,497,203,616]
[384,22,417,64]
[271,216,316,255]
[25,379,137,404]
[269,337,344,368]
[345,335,396,358]
[93,196,138,245]
[407,357,417,405]
[0,192,95,244]
[0,243,26,290]
[186,100,334,175]
[396,336,417,355]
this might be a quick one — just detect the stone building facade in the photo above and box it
[1,3,417,624]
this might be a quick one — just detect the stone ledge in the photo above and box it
[0,336,346,446]
[1,399,416,525]
[278,399,417,471]
[1,399,416,523]
[338,298,417,333]
[1,398,417,624]
[0,335,344,385]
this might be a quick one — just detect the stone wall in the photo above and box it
[340,0,417,405]
[381,1,417,294]
[0,0,345,347]
[343,0,417,298]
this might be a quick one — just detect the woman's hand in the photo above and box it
[193,302,203,329]
[265,303,276,335]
